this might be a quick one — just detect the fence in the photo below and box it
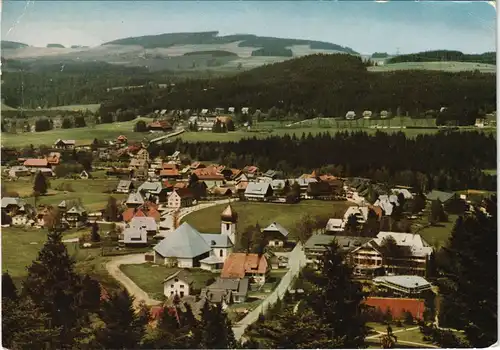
[233,242,307,340]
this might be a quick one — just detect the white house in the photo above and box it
[244,182,273,201]
[262,222,289,247]
[163,270,192,298]
[326,218,344,233]
[345,111,356,120]
[167,188,194,209]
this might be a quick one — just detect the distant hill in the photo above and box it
[388,50,496,65]
[102,31,358,55]
[371,52,389,58]
[100,53,496,119]
[47,43,65,48]
[1,41,28,49]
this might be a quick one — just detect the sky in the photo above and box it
[1,1,496,54]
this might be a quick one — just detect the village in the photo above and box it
[1,126,491,343]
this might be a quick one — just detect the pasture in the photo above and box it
[368,61,496,73]
[2,177,126,211]
[1,118,154,148]
[1,226,118,292]
[181,200,350,237]
[48,104,101,112]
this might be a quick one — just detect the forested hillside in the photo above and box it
[1,41,28,49]
[388,50,496,65]
[102,31,357,54]
[100,54,496,119]
[150,131,497,192]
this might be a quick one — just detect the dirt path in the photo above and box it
[105,254,162,307]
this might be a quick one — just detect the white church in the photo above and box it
[153,205,238,271]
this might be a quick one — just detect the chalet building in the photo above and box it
[163,270,193,299]
[23,158,49,171]
[65,205,88,228]
[53,139,76,149]
[221,253,270,285]
[261,222,289,247]
[148,120,173,132]
[244,182,273,201]
[167,188,194,209]
[304,235,371,266]
[199,277,249,306]
[350,232,433,277]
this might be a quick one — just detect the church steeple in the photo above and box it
[221,204,238,223]
[221,204,237,244]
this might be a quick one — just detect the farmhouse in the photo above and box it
[325,218,344,233]
[304,235,371,266]
[148,120,173,132]
[163,270,193,299]
[374,195,400,216]
[121,226,148,246]
[167,188,194,209]
[65,205,87,228]
[116,180,134,194]
[53,139,76,149]
[221,253,270,285]
[23,158,48,170]
[126,192,145,208]
[244,182,273,201]
[200,277,249,305]
[261,222,289,247]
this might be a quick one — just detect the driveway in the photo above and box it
[105,254,162,307]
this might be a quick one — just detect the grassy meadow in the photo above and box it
[1,226,118,291]
[3,177,127,211]
[182,200,350,236]
[119,264,218,300]
[368,61,496,73]
[1,118,154,148]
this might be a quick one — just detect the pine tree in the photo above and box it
[90,222,100,242]
[245,305,342,348]
[22,229,96,348]
[95,289,147,349]
[33,171,48,195]
[105,196,119,222]
[199,302,236,349]
[2,296,61,349]
[437,198,497,347]
[2,271,18,301]
[307,240,367,348]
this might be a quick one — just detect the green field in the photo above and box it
[1,117,154,147]
[3,177,126,211]
[47,104,101,112]
[1,226,116,289]
[368,61,496,73]
[413,214,457,249]
[182,200,350,236]
[120,263,218,300]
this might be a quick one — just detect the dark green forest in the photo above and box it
[149,130,497,192]
[251,47,293,57]
[102,31,357,54]
[1,40,28,49]
[100,54,496,119]
[46,44,65,48]
[388,50,496,65]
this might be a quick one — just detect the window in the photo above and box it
[174,278,179,282]
[179,284,184,289]
[220,249,223,257]
[180,291,184,298]
[170,291,174,295]
[171,284,174,288]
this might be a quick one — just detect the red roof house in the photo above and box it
[221,253,269,280]
[24,158,49,167]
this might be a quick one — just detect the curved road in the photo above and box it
[105,199,239,307]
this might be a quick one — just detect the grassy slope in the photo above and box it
[120,264,218,299]
[1,118,154,147]
[368,61,496,73]
[48,104,101,112]
[4,178,126,211]
[182,200,350,235]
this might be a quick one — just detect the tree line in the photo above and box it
[387,50,496,65]
[100,54,496,121]
[150,130,497,191]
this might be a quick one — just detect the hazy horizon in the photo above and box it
[1,1,496,54]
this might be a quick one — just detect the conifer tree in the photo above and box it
[199,302,236,349]
[95,289,147,349]
[437,198,497,347]
[2,271,18,301]
[33,171,48,195]
[22,229,87,348]
[307,240,367,348]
